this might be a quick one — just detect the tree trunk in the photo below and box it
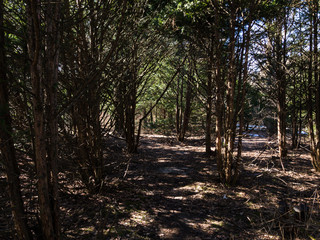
[312,0,320,171]
[224,4,237,184]
[291,71,298,149]
[44,1,61,236]
[125,72,137,153]
[214,0,223,176]
[205,51,213,153]
[0,1,31,238]
[178,76,192,142]
[237,20,252,168]
[275,12,287,167]
[114,80,125,136]
[27,1,58,238]
[176,74,181,138]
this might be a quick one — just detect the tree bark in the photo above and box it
[205,43,213,153]
[44,1,61,237]
[237,20,252,170]
[176,73,181,137]
[27,0,58,238]
[0,1,32,238]
[291,70,298,149]
[224,4,237,184]
[275,11,287,167]
[178,76,192,142]
[214,0,223,176]
[311,0,320,171]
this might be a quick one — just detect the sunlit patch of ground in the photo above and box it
[119,210,154,227]
[1,134,319,239]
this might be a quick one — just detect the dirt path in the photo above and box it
[83,134,319,239]
[1,134,320,239]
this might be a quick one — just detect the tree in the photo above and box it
[0,0,32,238]
[177,66,193,142]
[59,0,128,190]
[307,0,320,171]
[213,0,257,184]
[26,0,61,238]
[252,1,297,167]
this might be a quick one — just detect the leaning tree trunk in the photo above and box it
[0,1,31,238]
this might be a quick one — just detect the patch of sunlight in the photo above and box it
[173,182,216,200]
[245,201,264,210]
[159,227,180,239]
[135,176,144,181]
[144,190,154,196]
[158,158,170,163]
[174,181,206,192]
[165,195,185,200]
[207,219,224,228]
[130,210,153,224]
[102,226,131,238]
[119,210,153,227]
[236,191,250,200]
[80,227,94,232]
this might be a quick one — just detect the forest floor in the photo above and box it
[1,132,320,239]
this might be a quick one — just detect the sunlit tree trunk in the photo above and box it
[310,0,320,171]
[224,4,237,184]
[214,0,223,176]
[275,11,287,167]
[205,38,213,153]
[237,20,252,169]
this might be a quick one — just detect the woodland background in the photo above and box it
[0,0,320,239]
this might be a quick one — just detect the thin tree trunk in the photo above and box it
[114,81,125,136]
[312,0,320,170]
[307,5,316,167]
[224,4,237,184]
[291,70,298,149]
[0,1,31,238]
[125,71,137,153]
[178,77,192,142]
[206,40,213,153]
[205,76,212,153]
[176,75,181,137]
[214,0,223,176]
[237,21,252,170]
[275,11,287,168]
[45,1,61,236]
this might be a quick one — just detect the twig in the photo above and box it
[123,157,132,179]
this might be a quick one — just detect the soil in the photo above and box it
[1,133,320,239]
